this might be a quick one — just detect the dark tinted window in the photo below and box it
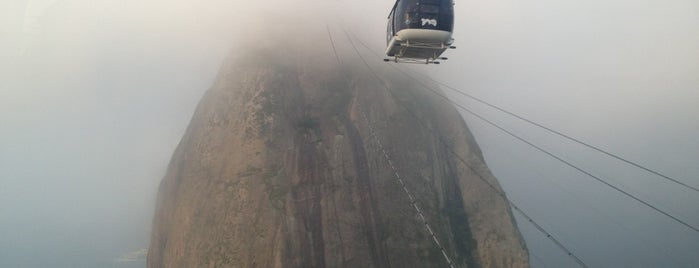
[394,0,454,32]
[420,4,439,14]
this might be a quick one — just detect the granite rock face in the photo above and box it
[147,25,529,268]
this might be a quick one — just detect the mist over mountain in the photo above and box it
[147,18,529,267]
[4,0,695,267]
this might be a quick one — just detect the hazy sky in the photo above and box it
[1,0,698,267]
[429,0,699,266]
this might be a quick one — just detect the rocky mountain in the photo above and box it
[147,24,529,267]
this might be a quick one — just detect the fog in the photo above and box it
[1,0,697,267]
[427,1,699,266]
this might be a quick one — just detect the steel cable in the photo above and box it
[347,31,699,234]
[341,27,589,268]
[327,24,456,268]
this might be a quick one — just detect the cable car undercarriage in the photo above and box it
[384,37,455,64]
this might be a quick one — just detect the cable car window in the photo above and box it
[419,5,439,14]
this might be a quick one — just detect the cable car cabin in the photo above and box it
[385,0,455,64]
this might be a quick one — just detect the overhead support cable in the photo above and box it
[342,27,589,268]
[326,25,341,64]
[465,127,684,267]
[358,100,456,268]
[405,68,699,194]
[346,31,699,235]
[326,24,456,268]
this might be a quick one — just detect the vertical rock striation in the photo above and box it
[147,24,529,268]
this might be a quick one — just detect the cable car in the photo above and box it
[384,0,455,64]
